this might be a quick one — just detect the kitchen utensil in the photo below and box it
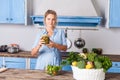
[7,47,19,53]
[65,28,72,49]
[74,30,85,49]
[7,44,19,53]
[0,45,8,52]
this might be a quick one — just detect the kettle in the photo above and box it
[74,38,85,49]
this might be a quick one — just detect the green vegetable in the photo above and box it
[102,56,112,72]
[77,60,86,69]
[94,55,112,72]
[61,51,112,73]
[87,52,97,61]
[46,65,61,75]
[94,61,102,69]
[61,52,82,65]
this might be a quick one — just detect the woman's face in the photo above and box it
[45,14,56,28]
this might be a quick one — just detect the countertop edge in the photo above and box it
[0,51,120,61]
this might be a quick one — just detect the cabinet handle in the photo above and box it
[6,18,9,20]
[10,18,13,21]
[115,64,118,66]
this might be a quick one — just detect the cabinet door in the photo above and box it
[30,58,73,70]
[5,57,26,69]
[0,57,3,67]
[107,62,120,73]
[0,0,10,23]
[62,65,72,71]
[109,0,120,27]
[0,0,25,24]
[30,58,37,69]
[61,60,72,71]
[10,0,25,24]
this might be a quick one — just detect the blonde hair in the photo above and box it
[44,10,57,25]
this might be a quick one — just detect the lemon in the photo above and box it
[85,64,93,69]
[72,61,78,66]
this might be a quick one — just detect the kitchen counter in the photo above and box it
[0,68,119,80]
[0,51,120,61]
[0,51,36,58]
[0,51,68,58]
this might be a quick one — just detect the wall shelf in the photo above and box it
[31,15,102,30]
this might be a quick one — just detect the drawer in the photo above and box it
[6,62,25,69]
[30,58,37,70]
[0,57,2,67]
[30,63,36,70]
[112,62,120,67]
[5,57,25,63]
[0,57,2,61]
[107,67,120,73]
[30,58,37,64]
[62,65,72,71]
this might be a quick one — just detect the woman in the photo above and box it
[31,10,67,70]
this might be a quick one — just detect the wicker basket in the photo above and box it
[71,66,105,80]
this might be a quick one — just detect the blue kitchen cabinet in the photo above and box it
[0,0,25,24]
[62,65,72,71]
[0,57,2,67]
[107,62,120,73]
[30,58,37,69]
[61,59,72,71]
[109,0,120,27]
[5,57,26,69]
[30,58,72,71]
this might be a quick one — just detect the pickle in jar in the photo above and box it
[41,34,50,44]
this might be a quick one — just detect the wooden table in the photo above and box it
[0,69,74,80]
[0,68,120,80]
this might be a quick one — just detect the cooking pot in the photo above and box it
[74,38,85,49]
[7,47,19,53]
[7,44,19,53]
[74,30,85,49]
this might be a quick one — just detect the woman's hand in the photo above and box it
[31,39,45,56]
[38,39,45,46]
[46,40,67,51]
[46,40,54,48]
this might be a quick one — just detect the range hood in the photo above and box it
[31,0,102,28]
[31,16,102,27]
